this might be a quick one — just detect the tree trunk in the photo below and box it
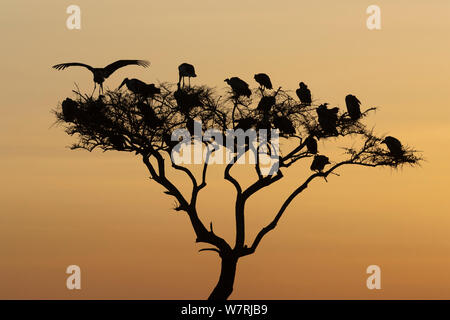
[208,256,238,300]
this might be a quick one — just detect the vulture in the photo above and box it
[52,60,150,94]
[305,136,318,154]
[61,98,79,122]
[119,78,160,99]
[254,73,273,90]
[296,82,312,105]
[316,103,339,136]
[81,97,109,127]
[273,116,296,135]
[257,95,276,113]
[224,77,252,98]
[235,117,257,131]
[345,94,362,120]
[178,63,197,88]
[381,136,404,158]
[174,89,203,114]
[310,155,330,172]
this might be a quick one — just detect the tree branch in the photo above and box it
[143,152,232,255]
[240,158,389,257]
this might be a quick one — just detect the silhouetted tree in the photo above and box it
[53,70,421,300]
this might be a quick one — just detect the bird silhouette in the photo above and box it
[296,82,312,106]
[345,94,362,120]
[305,136,318,154]
[119,78,160,99]
[273,116,296,135]
[235,117,256,131]
[174,89,203,114]
[257,95,276,113]
[381,136,404,158]
[316,103,339,136]
[178,63,197,88]
[225,77,252,98]
[310,155,330,172]
[78,96,109,128]
[254,73,273,90]
[61,98,79,122]
[52,60,150,94]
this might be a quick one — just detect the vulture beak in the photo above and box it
[118,79,127,90]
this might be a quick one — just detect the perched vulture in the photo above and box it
[257,95,276,113]
[225,77,252,98]
[174,89,203,114]
[305,136,318,154]
[345,94,362,120]
[296,82,312,105]
[310,155,330,172]
[235,117,257,131]
[61,98,79,122]
[381,136,404,157]
[273,116,296,135]
[316,104,339,136]
[254,73,273,90]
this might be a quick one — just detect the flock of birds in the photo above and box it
[53,60,405,172]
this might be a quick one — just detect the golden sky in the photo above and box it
[1,0,449,299]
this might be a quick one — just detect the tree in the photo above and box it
[54,75,421,300]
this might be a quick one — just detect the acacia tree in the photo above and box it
[54,74,420,300]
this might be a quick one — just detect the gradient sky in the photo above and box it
[1,0,449,299]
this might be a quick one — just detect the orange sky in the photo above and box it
[1,0,449,299]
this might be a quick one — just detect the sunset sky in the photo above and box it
[1,0,449,299]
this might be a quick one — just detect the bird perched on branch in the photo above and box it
[345,94,362,120]
[257,95,276,114]
[381,136,404,158]
[178,63,197,88]
[305,136,318,154]
[61,98,79,122]
[273,116,296,135]
[235,117,257,131]
[174,89,203,114]
[225,77,252,98]
[119,78,160,99]
[52,60,150,94]
[310,155,330,172]
[316,103,339,136]
[254,73,273,90]
[296,82,312,106]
